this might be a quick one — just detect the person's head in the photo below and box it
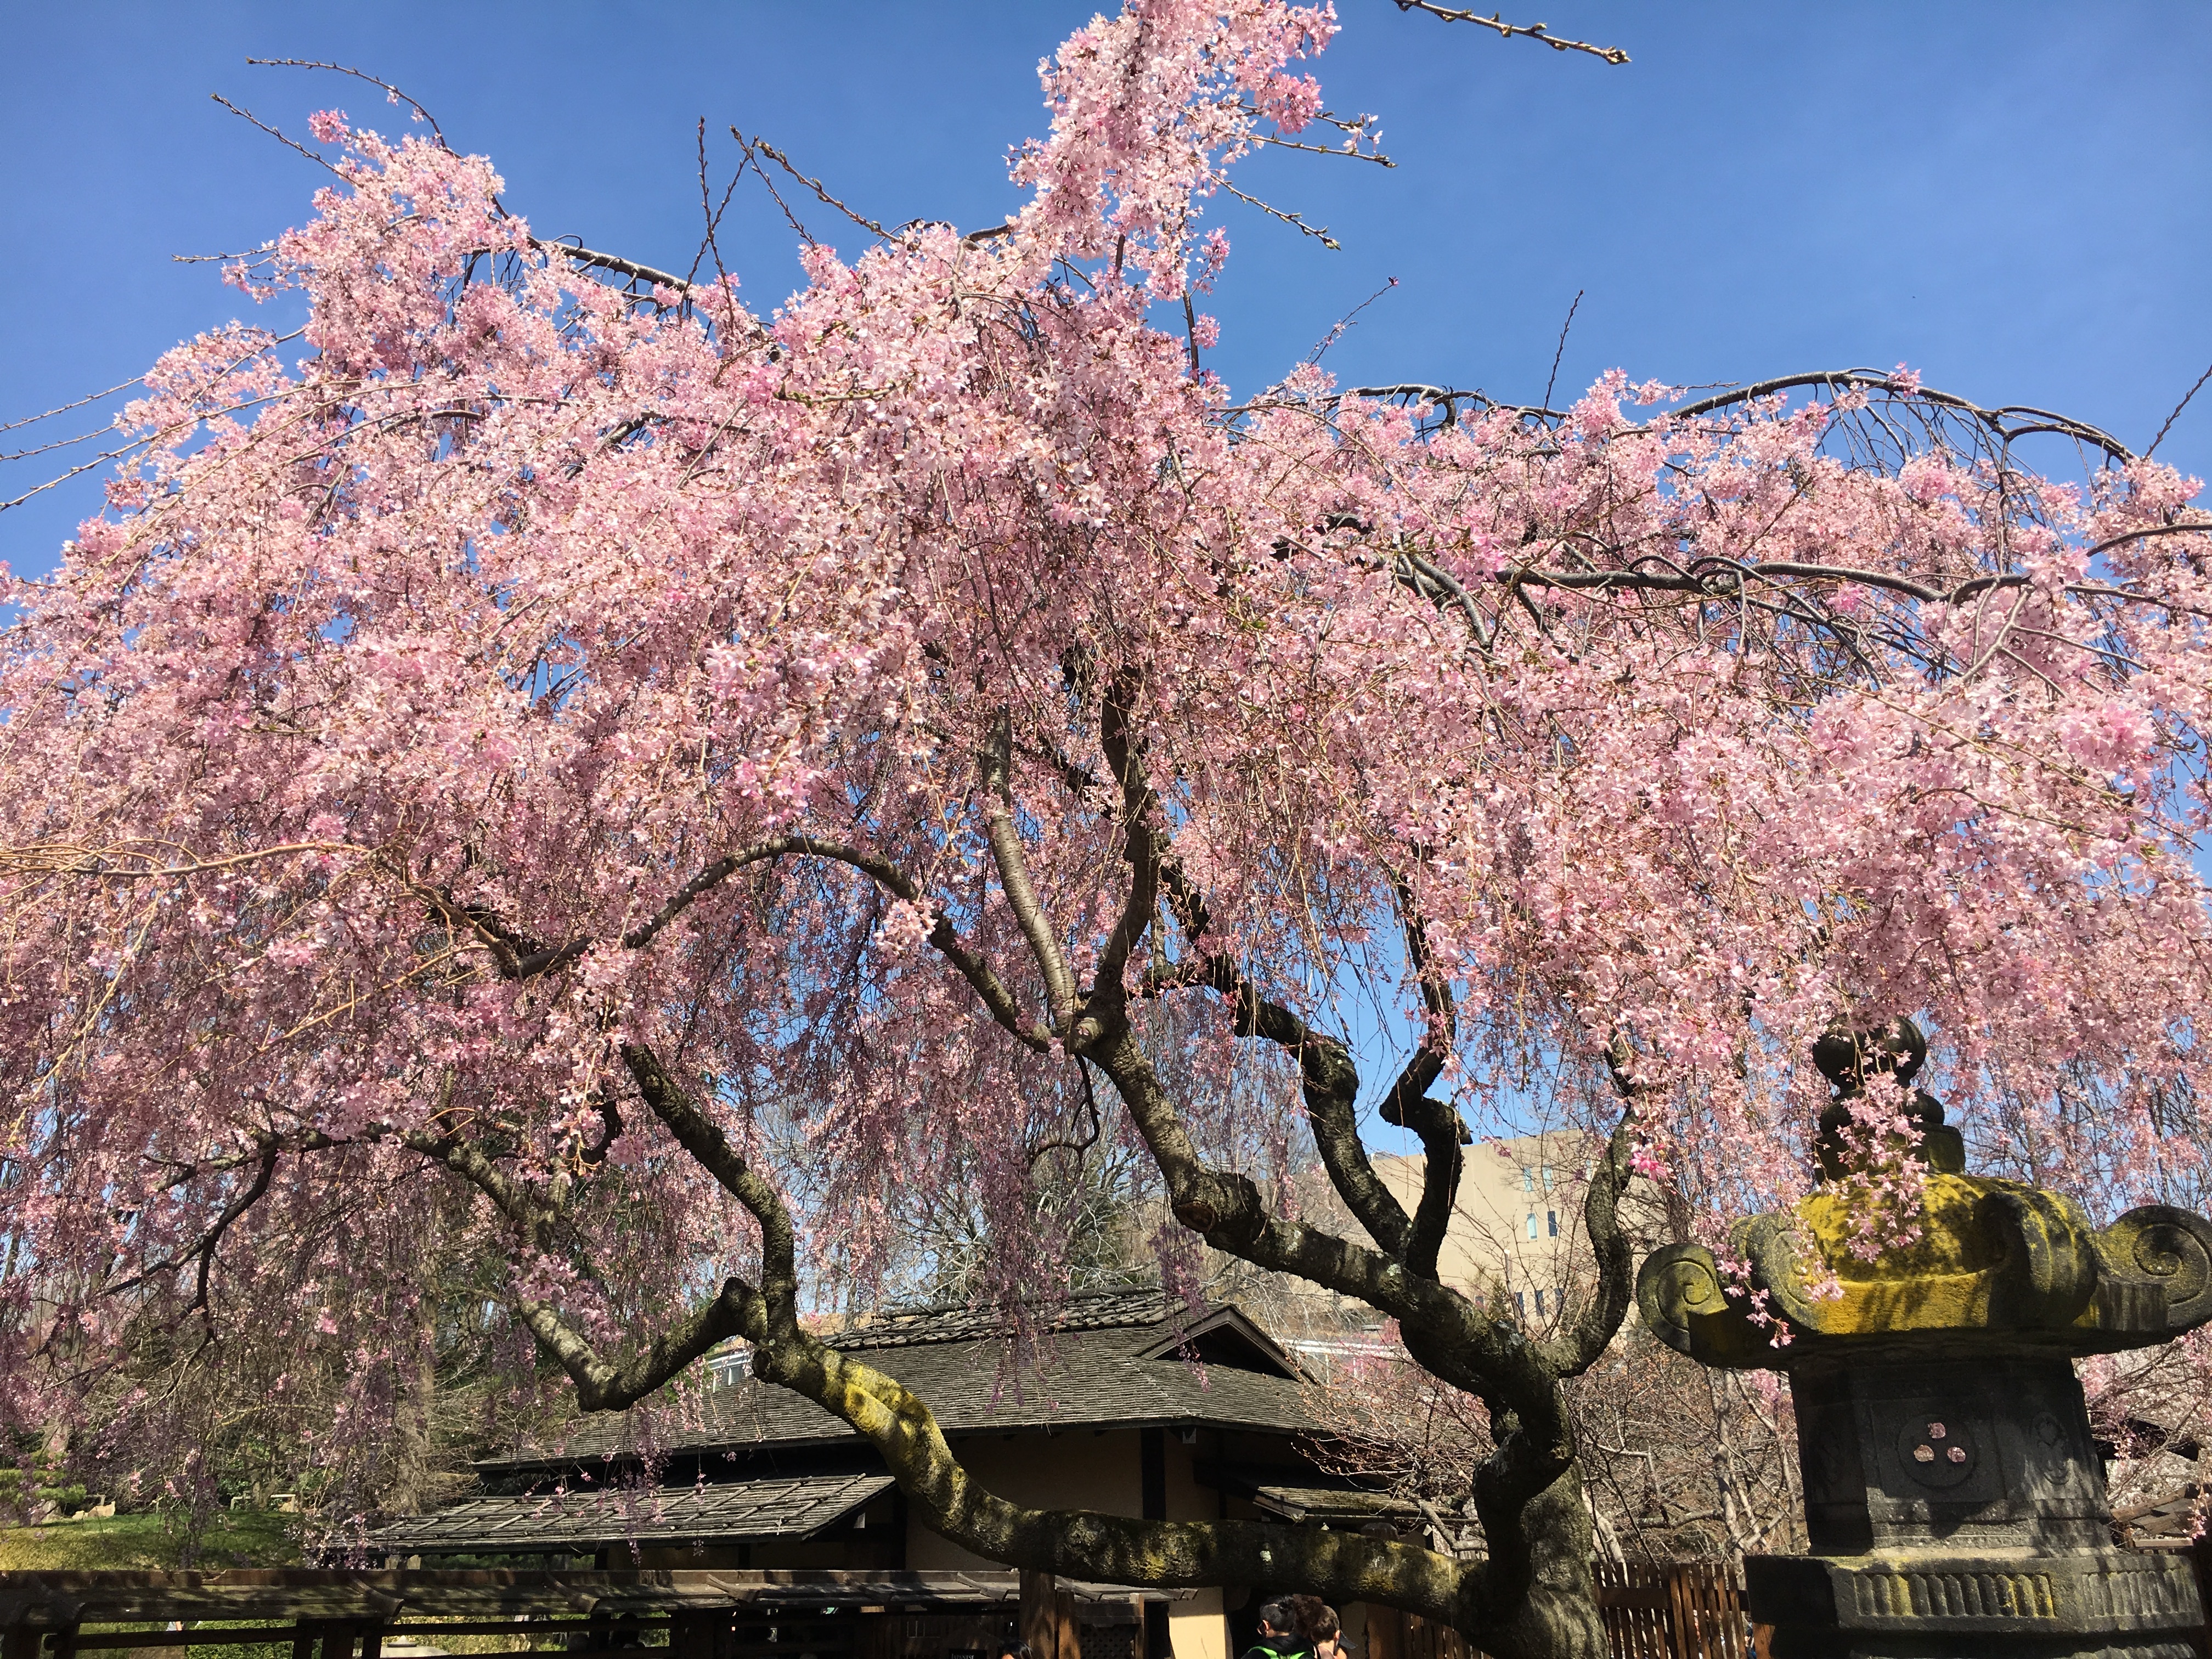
[1290,1596,1340,1651]
[1256,1601,1296,1640]
[995,1644,1031,1659]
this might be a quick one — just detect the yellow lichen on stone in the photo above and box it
[1786,1175,2034,1335]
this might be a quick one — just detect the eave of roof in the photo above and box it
[373,1473,894,1552]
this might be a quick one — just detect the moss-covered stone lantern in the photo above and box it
[1637,1019,2212,1659]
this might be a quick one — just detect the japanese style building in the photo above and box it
[374,1290,1415,1659]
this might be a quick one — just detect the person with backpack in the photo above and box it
[1239,1601,1306,1659]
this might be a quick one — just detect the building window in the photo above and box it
[1513,1291,1526,1316]
[1522,1168,1533,1194]
[1547,1210,1559,1237]
[1526,1212,1538,1240]
[1534,1289,1547,1316]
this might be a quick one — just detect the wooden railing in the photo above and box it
[1374,1561,1756,1659]
[1593,1560,1750,1659]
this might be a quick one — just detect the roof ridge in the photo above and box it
[823,1286,1209,1351]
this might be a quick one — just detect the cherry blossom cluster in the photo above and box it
[0,0,2207,1501]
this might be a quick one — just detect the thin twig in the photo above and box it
[729,130,815,246]
[1209,172,1340,249]
[1390,1,1630,65]
[2148,359,2212,459]
[0,374,149,435]
[1306,277,1400,367]
[685,119,748,291]
[208,94,349,179]
[1252,132,1396,166]
[1542,287,1583,415]
[244,59,448,148]
[750,137,907,244]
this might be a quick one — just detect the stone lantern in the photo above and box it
[1637,1019,2212,1659]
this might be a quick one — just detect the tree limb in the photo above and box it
[403,1115,768,1410]
[1378,879,1470,1282]
[749,1327,1485,1624]
[1537,1041,1640,1378]
[982,712,1079,1034]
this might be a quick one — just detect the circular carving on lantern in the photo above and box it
[2117,1206,2212,1328]
[1896,1414,1978,1488]
[1635,1243,1727,1358]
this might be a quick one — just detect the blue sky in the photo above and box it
[5,1,2209,582]
[4,1,2210,1150]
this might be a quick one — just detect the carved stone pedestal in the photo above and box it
[1636,1020,2212,1659]
[1743,1354,2200,1657]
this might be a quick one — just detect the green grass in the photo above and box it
[0,1510,300,1570]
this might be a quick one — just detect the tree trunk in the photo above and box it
[1481,1463,1608,1659]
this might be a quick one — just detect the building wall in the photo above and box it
[1169,1589,1227,1659]
[1371,1132,1588,1328]
[905,1426,1259,1659]
[906,1429,1148,1570]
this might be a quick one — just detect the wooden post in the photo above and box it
[1021,1570,1058,1659]
[1052,1589,1080,1659]
[669,1612,720,1659]
[2,1627,40,1659]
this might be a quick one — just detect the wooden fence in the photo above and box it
[1376,1560,1757,1659]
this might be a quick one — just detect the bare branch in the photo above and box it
[529,237,698,296]
[244,59,449,148]
[1390,1,1630,65]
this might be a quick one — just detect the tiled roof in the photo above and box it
[828,1288,1188,1350]
[1198,1462,1418,1526]
[1247,1483,1419,1525]
[488,1290,1316,1471]
[375,1472,895,1552]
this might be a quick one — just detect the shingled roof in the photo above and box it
[487,1288,1317,1473]
[376,1473,896,1554]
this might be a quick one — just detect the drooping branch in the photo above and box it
[1181,954,1414,1260]
[620,1040,798,1336]
[1081,687,1415,1260]
[1663,370,2136,461]
[1085,1017,1544,1408]
[415,834,1054,1052]
[528,238,699,297]
[1091,670,1163,1002]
